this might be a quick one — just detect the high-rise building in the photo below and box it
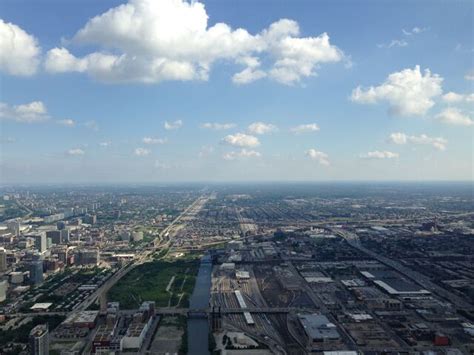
[29,324,49,355]
[0,279,8,302]
[53,247,68,264]
[0,248,7,272]
[28,260,44,285]
[32,234,47,253]
[60,228,70,243]
[84,214,97,225]
[46,230,61,244]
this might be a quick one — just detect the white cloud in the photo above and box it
[143,137,167,144]
[389,132,447,151]
[201,122,236,130]
[435,108,473,126]
[67,148,85,156]
[305,149,329,166]
[265,21,344,85]
[44,47,87,73]
[134,147,150,156]
[360,150,399,159]
[442,92,474,103]
[223,149,261,160]
[164,120,183,130]
[99,141,111,147]
[0,19,40,76]
[402,27,428,36]
[0,101,49,123]
[232,67,267,85]
[290,123,320,134]
[351,65,443,116]
[57,119,75,127]
[247,122,277,135]
[232,56,267,84]
[222,133,260,148]
[44,0,345,85]
[377,39,408,49]
[465,70,474,81]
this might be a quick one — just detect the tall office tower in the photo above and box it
[33,234,47,253]
[83,214,97,225]
[28,260,44,285]
[0,248,7,272]
[55,248,68,264]
[60,228,70,243]
[29,324,49,355]
[46,230,62,244]
[0,279,8,302]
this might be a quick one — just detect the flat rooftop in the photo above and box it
[298,314,340,341]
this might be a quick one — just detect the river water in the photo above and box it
[187,254,212,355]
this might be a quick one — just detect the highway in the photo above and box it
[20,194,209,318]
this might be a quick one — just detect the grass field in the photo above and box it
[107,259,199,309]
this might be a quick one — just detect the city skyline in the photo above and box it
[1,0,473,183]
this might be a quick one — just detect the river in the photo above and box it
[187,254,212,355]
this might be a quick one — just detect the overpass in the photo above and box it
[153,306,309,316]
[10,306,305,319]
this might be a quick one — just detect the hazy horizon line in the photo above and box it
[1,179,473,188]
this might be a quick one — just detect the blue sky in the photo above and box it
[0,0,473,183]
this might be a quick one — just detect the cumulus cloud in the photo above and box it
[232,67,267,85]
[389,132,447,151]
[143,137,167,144]
[351,65,443,116]
[305,149,329,166]
[435,108,473,126]
[223,149,261,160]
[201,122,236,130]
[222,133,260,148]
[248,122,277,135]
[57,119,75,127]
[465,70,474,81]
[290,123,320,134]
[0,101,49,123]
[442,92,474,103]
[265,22,344,85]
[44,0,345,85]
[360,150,399,159]
[67,148,85,156]
[232,56,267,84]
[134,147,150,156]
[164,120,183,130]
[0,19,41,76]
